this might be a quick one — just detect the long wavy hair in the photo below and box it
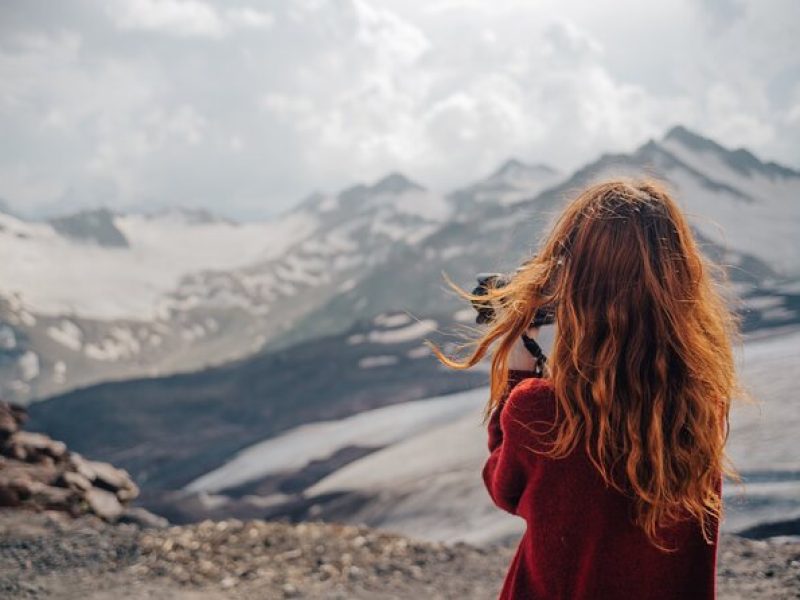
[428,178,745,549]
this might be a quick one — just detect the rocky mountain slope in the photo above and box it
[26,310,486,492]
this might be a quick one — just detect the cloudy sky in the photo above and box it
[1,0,798,219]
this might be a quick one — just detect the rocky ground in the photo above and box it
[0,510,798,600]
[2,400,799,598]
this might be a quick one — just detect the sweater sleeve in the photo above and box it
[482,369,540,515]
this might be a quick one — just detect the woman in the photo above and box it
[429,179,744,599]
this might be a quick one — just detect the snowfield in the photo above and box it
[184,386,486,494]
[0,210,317,320]
[186,327,800,544]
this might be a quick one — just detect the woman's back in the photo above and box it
[485,373,720,600]
[430,178,740,598]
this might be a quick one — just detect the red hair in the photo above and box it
[428,178,746,549]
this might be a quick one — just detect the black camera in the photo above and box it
[471,272,556,327]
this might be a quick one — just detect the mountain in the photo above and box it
[155,327,799,545]
[11,127,795,404]
[663,126,799,180]
[0,205,314,402]
[0,173,451,403]
[270,128,800,350]
[48,208,129,247]
[449,159,561,210]
[26,309,485,491]
[21,125,800,541]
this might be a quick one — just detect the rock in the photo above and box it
[9,431,67,461]
[0,402,26,442]
[68,453,98,482]
[0,412,18,441]
[118,507,169,529]
[0,403,141,521]
[88,460,139,500]
[85,488,124,521]
[58,471,93,492]
[115,483,140,503]
[34,485,77,510]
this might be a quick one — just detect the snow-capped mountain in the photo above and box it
[273,127,800,350]
[0,174,452,402]
[449,159,561,210]
[4,126,799,405]
[227,326,800,545]
[27,309,485,492]
[22,126,800,541]
[0,205,314,402]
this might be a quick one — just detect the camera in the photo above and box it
[471,272,556,327]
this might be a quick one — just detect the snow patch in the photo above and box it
[185,386,486,494]
[373,313,412,328]
[347,333,366,345]
[18,351,39,381]
[53,360,66,383]
[364,320,437,344]
[406,345,430,359]
[337,278,357,293]
[0,324,16,349]
[453,308,475,322]
[47,320,83,351]
[84,327,141,361]
[358,355,398,369]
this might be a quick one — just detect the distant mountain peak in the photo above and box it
[489,158,557,181]
[49,207,129,248]
[145,207,233,225]
[664,125,799,179]
[663,125,726,155]
[370,172,425,194]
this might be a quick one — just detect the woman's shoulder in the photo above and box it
[508,375,555,405]
[502,376,557,433]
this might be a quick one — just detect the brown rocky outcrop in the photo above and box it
[0,401,140,521]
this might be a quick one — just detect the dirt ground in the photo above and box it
[1,510,797,599]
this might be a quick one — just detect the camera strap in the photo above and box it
[521,333,547,377]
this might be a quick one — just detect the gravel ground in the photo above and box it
[0,510,798,599]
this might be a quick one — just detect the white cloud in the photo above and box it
[110,0,227,37]
[0,0,796,219]
[226,7,274,29]
[109,0,273,38]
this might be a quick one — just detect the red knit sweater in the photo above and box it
[484,370,720,600]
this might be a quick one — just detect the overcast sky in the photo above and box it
[1,0,798,219]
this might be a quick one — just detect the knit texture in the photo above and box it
[484,370,720,599]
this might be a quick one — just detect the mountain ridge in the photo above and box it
[3,125,799,404]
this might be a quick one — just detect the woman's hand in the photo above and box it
[507,326,542,371]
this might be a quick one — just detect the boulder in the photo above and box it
[0,400,147,523]
[85,488,124,521]
[4,431,67,462]
[90,461,138,494]
[69,453,99,482]
[59,470,93,492]
[118,506,169,529]
[0,402,26,442]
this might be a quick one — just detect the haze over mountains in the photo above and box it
[3,125,799,406]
